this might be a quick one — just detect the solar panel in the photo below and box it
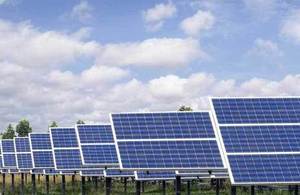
[211,97,300,185]
[80,170,104,177]
[59,170,77,175]
[76,124,118,167]
[8,169,19,173]
[1,140,17,168]
[104,169,134,177]
[29,133,55,169]
[111,112,225,170]
[50,127,83,170]
[14,137,33,169]
[44,169,59,175]
[176,170,229,179]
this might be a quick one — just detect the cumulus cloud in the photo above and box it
[281,9,300,43]
[0,19,99,68]
[143,2,177,31]
[248,38,283,58]
[180,10,215,36]
[71,1,93,23]
[96,38,206,67]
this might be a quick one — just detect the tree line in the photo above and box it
[1,106,192,139]
[1,119,86,139]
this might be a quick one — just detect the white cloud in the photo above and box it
[0,19,99,68]
[281,9,300,43]
[71,1,93,23]
[248,38,283,58]
[143,2,177,31]
[180,10,215,36]
[96,38,206,67]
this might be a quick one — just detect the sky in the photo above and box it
[0,0,300,131]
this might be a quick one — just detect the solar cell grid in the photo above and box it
[51,128,78,148]
[81,145,118,164]
[30,133,52,150]
[2,140,15,153]
[80,170,104,176]
[16,153,33,169]
[3,153,17,167]
[211,97,300,185]
[15,137,31,152]
[77,125,113,143]
[111,111,225,170]
[212,97,300,124]
[32,151,54,168]
[54,149,82,170]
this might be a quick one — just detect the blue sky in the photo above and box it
[0,0,300,130]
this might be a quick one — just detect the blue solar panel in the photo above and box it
[77,124,113,143]
[2,140,15,153]
[76,124,119,167]
[0,156,3,168]
[220,125,300,153]
[136,171,175,181]
[112,112,215,139]
[51,128,78,148]
[54,149,82,170]
[81,145,118,165]
[118,140,223,169]
[212,98,300,124]
[16,153,33,169]
[3,154,16,167]
[29,133,54,169]
[211,97,300,184]
[229,154,300,183]
[15,137,31,152]
[30,134,52,150]
[111,112,225,170]
[44,169,59,175]
[104,169,134,177]
[32,151,54,168]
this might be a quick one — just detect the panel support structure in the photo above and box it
[81,176,86,195]
[162,181,166,195]
[11,173,14,194]
[295,185,299,195]
[135,181,141,195]
[175,176,181,195]
[251,186,255,195]
[46,175,50,195]
[32,174,36,195]
[105,177,112,195]
[61,175,66,195]
[2,174,5,195]
[21,173,24,195]
[231,186,236,195]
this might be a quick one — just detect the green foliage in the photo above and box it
[16,119,32,137]
[2,124,16,139]
[178,105,193,111]
[49,121,58,127]
[76,120,85,124]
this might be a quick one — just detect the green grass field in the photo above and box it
[0,174,296,194]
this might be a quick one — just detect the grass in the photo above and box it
[0,174,297,194]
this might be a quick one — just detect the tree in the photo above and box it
[178,105,193,111]
[2,124,16,139]
[16,119,32,137]
[76,120,85,124]
[49,121,58,127]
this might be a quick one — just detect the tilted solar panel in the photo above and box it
[76,124,118,167]
[211,97,300,185]
[29,133,55,169]
[212,97,300,124]
[14,137,33,169]
[31,169,45,174]
[111,112,225,170]
[50,127,83,170]
[1,140,17,168]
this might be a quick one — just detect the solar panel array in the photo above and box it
[111,112,225,170]
[29,133,55,169]
[76,124,118,167]
[1,139,17,168]
[211,97,300,185]
[80,169,104,177]
[14,137,33,169]
[50,127,82,170]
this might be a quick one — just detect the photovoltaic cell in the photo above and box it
[80,170,104,176]
[211,97,300,185]
[14,137,33,169]
[212,98,300,124]
[111,112,225,170]
[76,124,119,167]
[1,140,17,168]
[135,171,175,181]
[50,127,83,170]
[29,133,55,169]
[220,125,300,153]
